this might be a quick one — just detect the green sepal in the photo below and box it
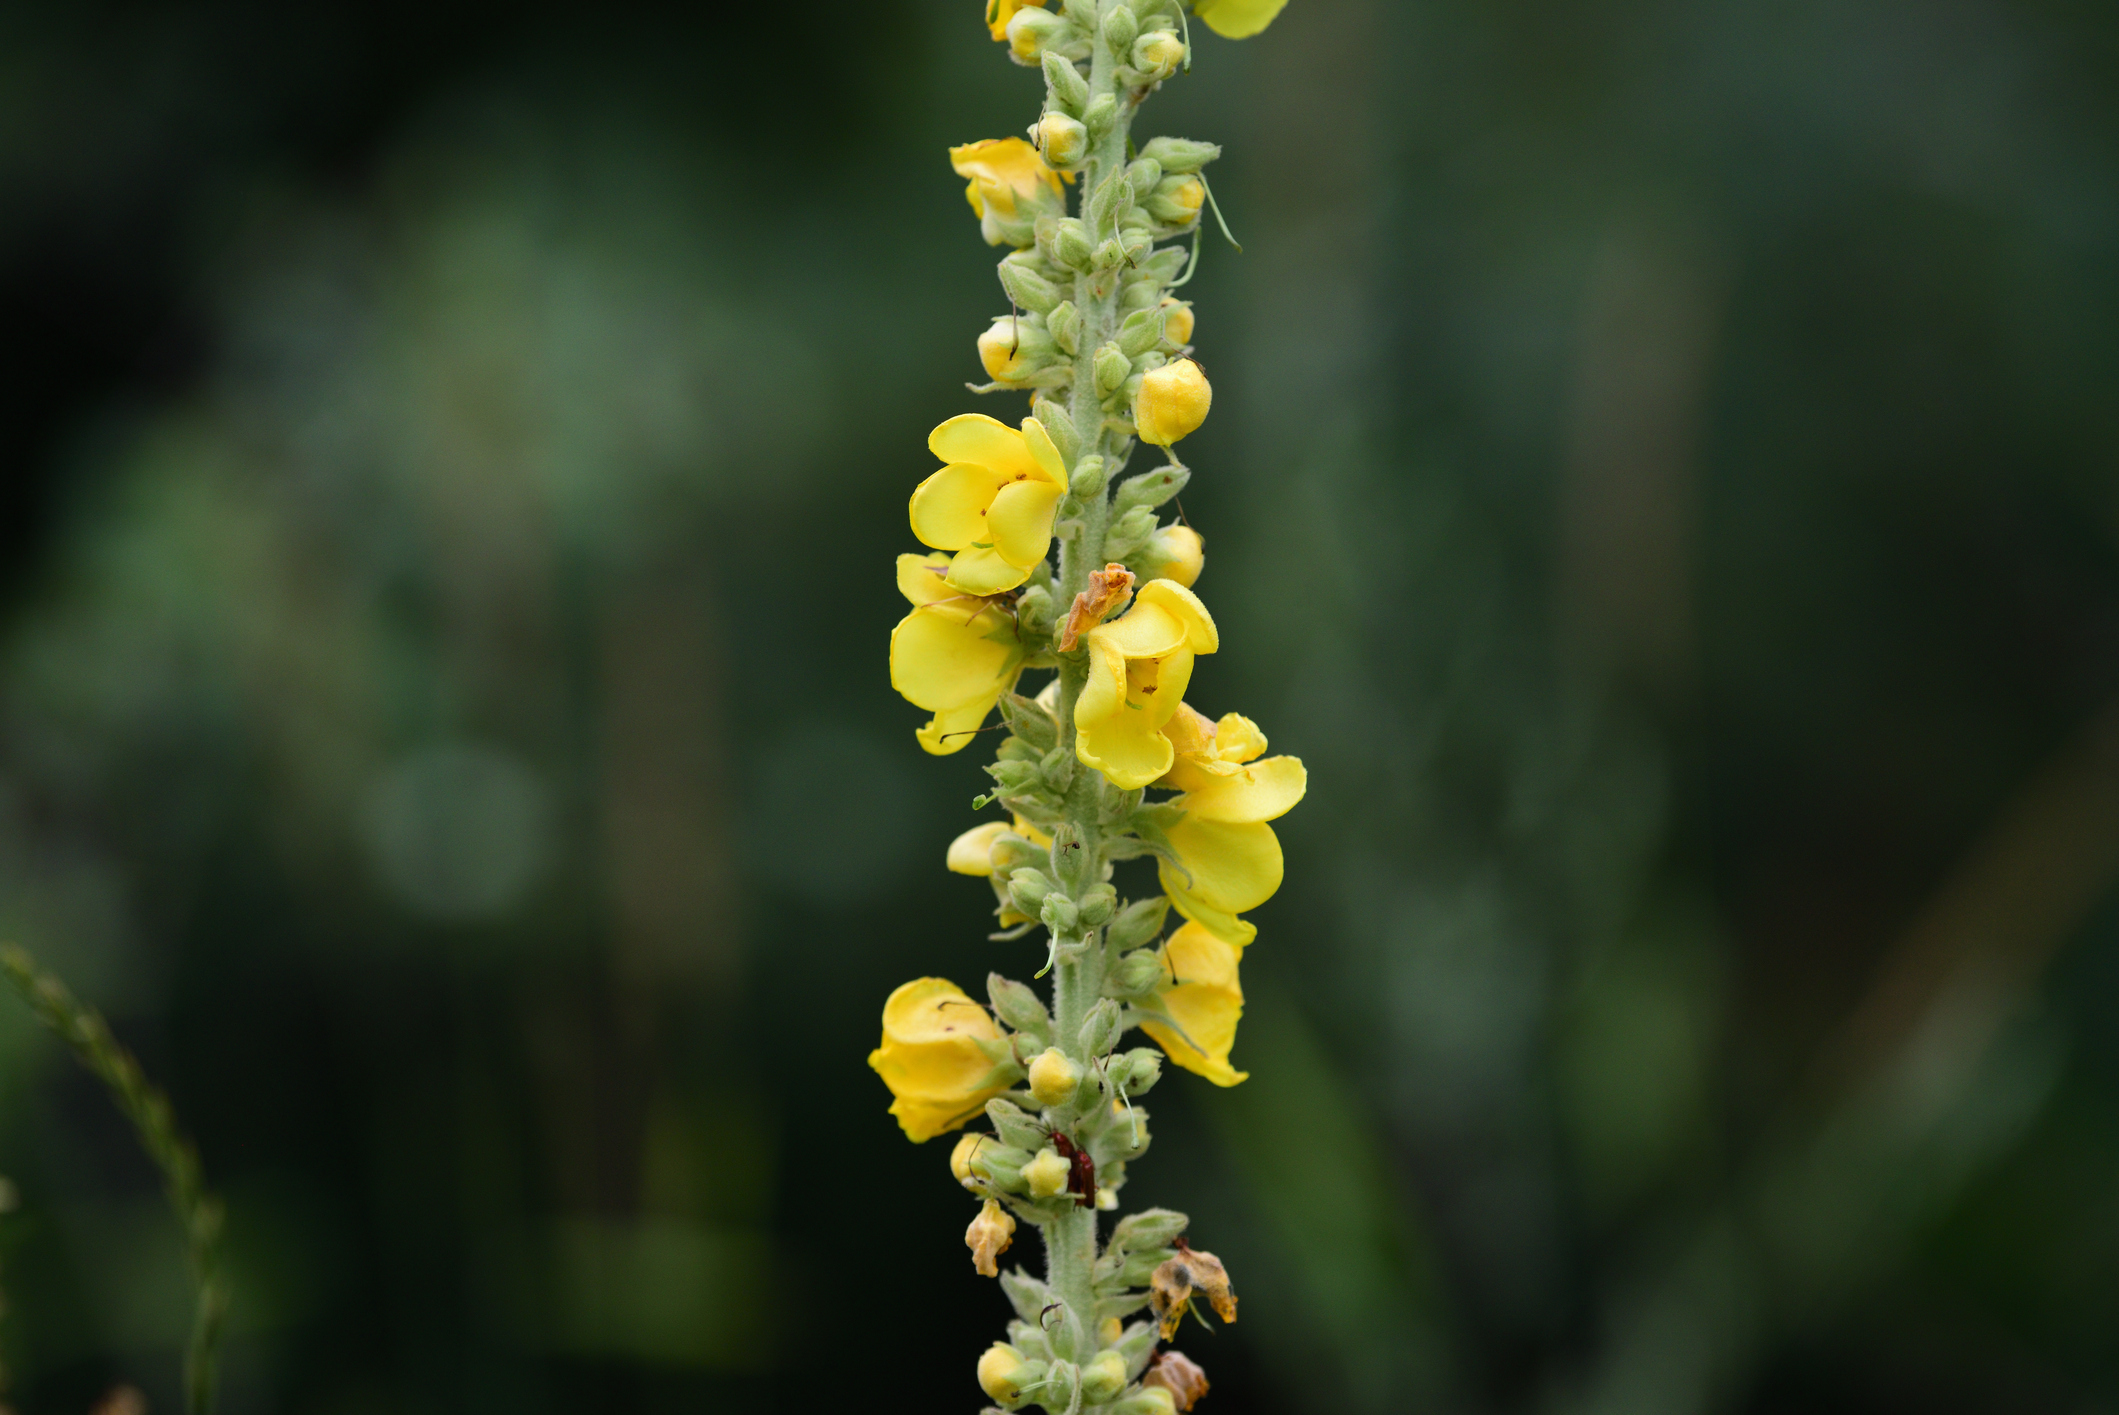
[988,1098,1052,1152]
[1046,300,1081,356]
[1082,91,1119,142]
[1043,50,1090,115]
[1033,393,1080,460]
[1138,135,1222,173]
[999,692,1060,751]
[1108,1207,1189,1255]
[1116,307,1162,358]
[990,972,1054,1035]
[1103,4,1139,54]
[1103,896,1170,951]
[1105,947,1166,999]
[999,259,1063,315]
[1077,997,1124,1059]
[1112,463,1191,513]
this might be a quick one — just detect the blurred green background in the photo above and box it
[3,0,2119,1411]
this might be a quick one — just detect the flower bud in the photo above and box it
[1008,869,1055,916]
[1035,110,1090,171]
[979,315,1061,386]
[1125,158,1164,201]
[1105,504,1158,560]
[1109,1206,1189,1253]
[1042,50,1091,115]
[1008,5,1070,63]
[1078,997,1124,1058]
[1117,306,1163,358]
[992,833,1047,874]
[1103,4,1139,53]
[1133,523,1204,587]
[1033,393,1079,460]
[1113,1389,1177,1415]
[1023,1146,1071,1198]
[1082,91,1118,141]
[1046,300,1081,355]
[1039,744,1077,793]
[1133,30,1186,74]
[1068,454,1107,498]
[1040,892,1081,934]
[1133,358,1211,446]
[1078,882,1118,927]
[987,1097,1051,1150]
[951,1131,988,1186]
[1104,895,1170,951]
[1143,1351,1210,1411]
[1095,342,1133,393]
[1144,174,1206,226]
[1108,947,1168,998]
[1053,218,1095,270]
[966,1197,1019,1277]
[1092,237,1129,270]
[1138,136,1221,174]
[1081,1351,1129,1403]
[979,1343,1041,1403]
[1028,1046,1084,1106]
[998,258,1063,315]
[989,972,1053,1034]
[1159,297,1194,346]
[1114,1046,1163,1096]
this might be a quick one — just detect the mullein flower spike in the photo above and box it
[876,4,1298,1407]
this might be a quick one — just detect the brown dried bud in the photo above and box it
[966,1197,1017,1278]
[1059,563,1136,652]
[1143,1351,1210,1411]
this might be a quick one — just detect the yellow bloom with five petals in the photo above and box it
[889,553,1026,755]
[1193,0,1289,40]
[1155,705,1306,947]
[1140,921,1249,1086]
[911,414,1070,595]
[867,977,1013,1142]
[1075,581,1219,790]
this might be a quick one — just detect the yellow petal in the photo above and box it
[886,1092,993,1143]
[1157,872,1258,949]
[1192,0,1288,40]
[987,478,1064,568]
[985,0,1048,41]
[1140,922,1248,1087]
[1018,416,1069,485]
[891,605,1017,710]
[1075,636,1184,790]
[896,552,959,606]
[929,412,1041,481]
[869,977,1009,1140]
[948,821,1011,875]
[1089,599,1187,660]
[945,545,1033,595]
[1214,712,1268,763]
[1133,580,1218,654]
[911,462,1007,550]
[917,696,999,756]
[1163,816,1283,913]
[1176,755,1306,823]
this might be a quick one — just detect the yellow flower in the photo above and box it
[1160,296,1195,346]
[1075,581,1218,789]
[889,553,1026,755]
[911,414,1070,595]
[1140,922,1249,1086]
[1133,358,1212,446]
[1155,705,1307,947]
[1023,1146,1071,1198]
[1192,0,1289,40]
[979,1344,1034,1402]
[867,977,1013,1142]
[965,1197,1017,1277]
[985,0,1047,41]
[949,138,1068,246]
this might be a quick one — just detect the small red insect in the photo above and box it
[1049,1131,1096,1208]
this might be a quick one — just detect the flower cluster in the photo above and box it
[871,3,1296,1411]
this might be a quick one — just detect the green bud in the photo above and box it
[996,735,1040,764]
[1116,307,1163,358]
[1078,882,1118,928]
[1104,896,1170,951]
[1061,0,1097,24]
[1078,998,1124,1058]
[1041,893,1081,935]
[998,259,1062,315]
[1114,1046,1163,1096]
[1033,394,1080,462]
[1053,219,1095,270]
[1103,5,1139,54]
[1009,868,1056,916]
[1112,464,1190,515]
[1039,745,1077,793]
[1138,135,1222,174]
[1095,342,1133,394]
[1105,504,1158,560]
[1001,1269,1057,1323]
[1092,237,1129,271]
[1110,1389,1176,1415]
[1107,947,1168,998]
[1046,300,1081,355]
[988,1097,1051,1151]
[998,692,1060,751]
[1119,278,1162,313]
[1048,821,1093,891]
[1108,1206,1189,1255]
[1018,584,1057,639]
[1082,91,1118,142]
[1081,1351,1128,1403]
[1041,1360,1081,1412]
[1084,169,1130,235]
[1043,50,1091,115]
[991,833,1047,874]
[990,973,1053,1034]
[991,760,1044,794]
[1138,245,1189,284]
[1068,454,1108,498]
[967,1140,1034,1192]
[1125,158,1164,201]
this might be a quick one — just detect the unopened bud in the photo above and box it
[1053,218,1095,270]
[1082,91,1118,141]
[1133,30,1186,74]
[1125,158,1163,201]
[1078,882,1117,927]
[998,259,1062,314]
[1108,948,1168,998]
[1104,896,1170,951]
[1143,1351,1210,1411]
[1049,821,1092,889]
[1143,174,1207,225]
[1103,4,1139,53]
[1040,893,1080,934]
[990,973,1052,1034]
[1110,1207,1189,1253]
[991,833,1046,874]
[951,1132,987,1186]
[987,1098,1050,1151]
[1133,358,1211,446]
[1138,136,1222,174]
[1114,1046,1163,1096]
[1092,237,1128,270]
[1068,454,1107,497]
[1082,1351,1129,1403]
[1024,1146,1071,1198]
[1095,342,1132,393]
[1159,297,1194,346]
[1028,1047,1084,1106]
[966,1197,1019,1278]
[1106,504,1158,560]
[1133,523,1204,587]
[1077,997,1123,1057]
[1046,299,1081,354]
[979,1343,1041,1403]
[1008,869,1055,916]
[1008,6,1070,63]
[979,315,1061,385]
[1042,50,1091,114]
[1117,306,1163,358]
[1034,110,1090,170]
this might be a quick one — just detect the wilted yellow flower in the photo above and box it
[1075,581,1219,789]
[867,977,1012,1142]
[1134,358,1212,446]
[1140,922,1249,1086]
[911,414,1070,595]
[1154,705,1306,946]
[890,553,1027,755]
[1193,0,1288,40]
[985,0,1047,41]
[950,137,1068,246]
[1144,1352,1211,1412]
[966,1197,1017,1277]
